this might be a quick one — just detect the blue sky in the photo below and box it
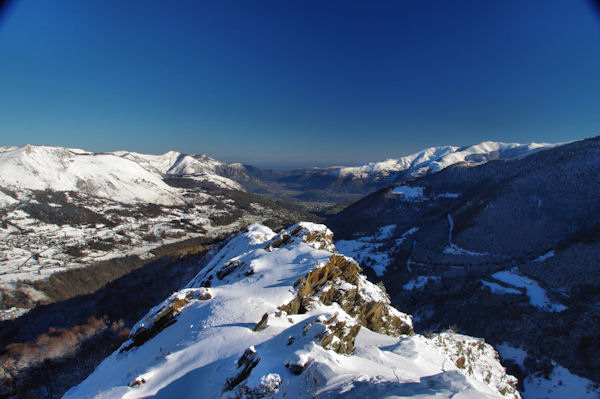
[1,0,599,167]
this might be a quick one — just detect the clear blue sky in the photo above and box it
[1,0,599,167]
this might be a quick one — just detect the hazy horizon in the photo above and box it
[3,135,585,170]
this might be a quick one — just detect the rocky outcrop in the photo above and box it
[252,313,269,332]
[121,288,211,351]
[279,254,413,344]
[260,227,412,356]
[434,332,520,398]
[224,347,261,392]
[265,222,335,252]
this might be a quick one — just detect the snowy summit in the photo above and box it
[65,222,520,399]
[335,141,558,181]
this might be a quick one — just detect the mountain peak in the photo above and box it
[0,145,183,205]
[65,222,520,399]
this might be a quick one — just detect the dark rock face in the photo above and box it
[252,313,269,332]
[327,137,600,383]
[224,347,261,391]
[121,288,212,352]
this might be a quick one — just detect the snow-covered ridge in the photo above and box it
[111,150,183,176]
[112,150,226,176]
[109,149,245,190]
[65,222,520,399]
[336,141,559,181]
[0,145,183,205]
[0,145,245,206]
[0,141,559,206]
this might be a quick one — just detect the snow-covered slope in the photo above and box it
[113,150,221,176]
[0,145,183,205]
[336,141,558,181]
[111,150,183,176]
[0,145,315,311]
[65,223,519,399]
[112,150,245,190]
[165,153,226,175]
[0,145,249,207]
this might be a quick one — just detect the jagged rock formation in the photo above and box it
[278,254,413,338]
[64,222,520,398]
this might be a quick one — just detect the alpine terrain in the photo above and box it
[0,144,313,397]
[329,137,600,398]
[65,223,520,399]
[1,139,598,398]
[0,144,312,313]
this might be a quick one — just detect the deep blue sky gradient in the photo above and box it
[1,0,600,167]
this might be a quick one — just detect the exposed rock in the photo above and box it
[128,377,146,387]
[279,255,362,315]
[216,259,241,280]
[224,346,260,391]
[252,312,269,332]
[305,229,335,251]
[433,332,520,399]
[312,313,361,355]
[121,288,211,352]
[264,223,335,252]
[216,259,255,281]
[264,226,302,249]
[279,254,413,340]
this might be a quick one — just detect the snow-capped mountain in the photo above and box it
[110,150,184,176]
[0,145,249,208]
[112,149,248,187]
[65,223,519,399]
[328,137,600,398]
[0,141,560,209]
[0,145,184,206]
[334,141,558,181]
[237,140,561,205]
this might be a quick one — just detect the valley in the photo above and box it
[0,237,219,397]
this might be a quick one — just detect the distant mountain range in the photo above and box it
[335,141,558,181]
[0,145,247,206]
[238,141,560,204]
[0,140,557,208]
[0,139,565,302]
[328,137,600,397]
